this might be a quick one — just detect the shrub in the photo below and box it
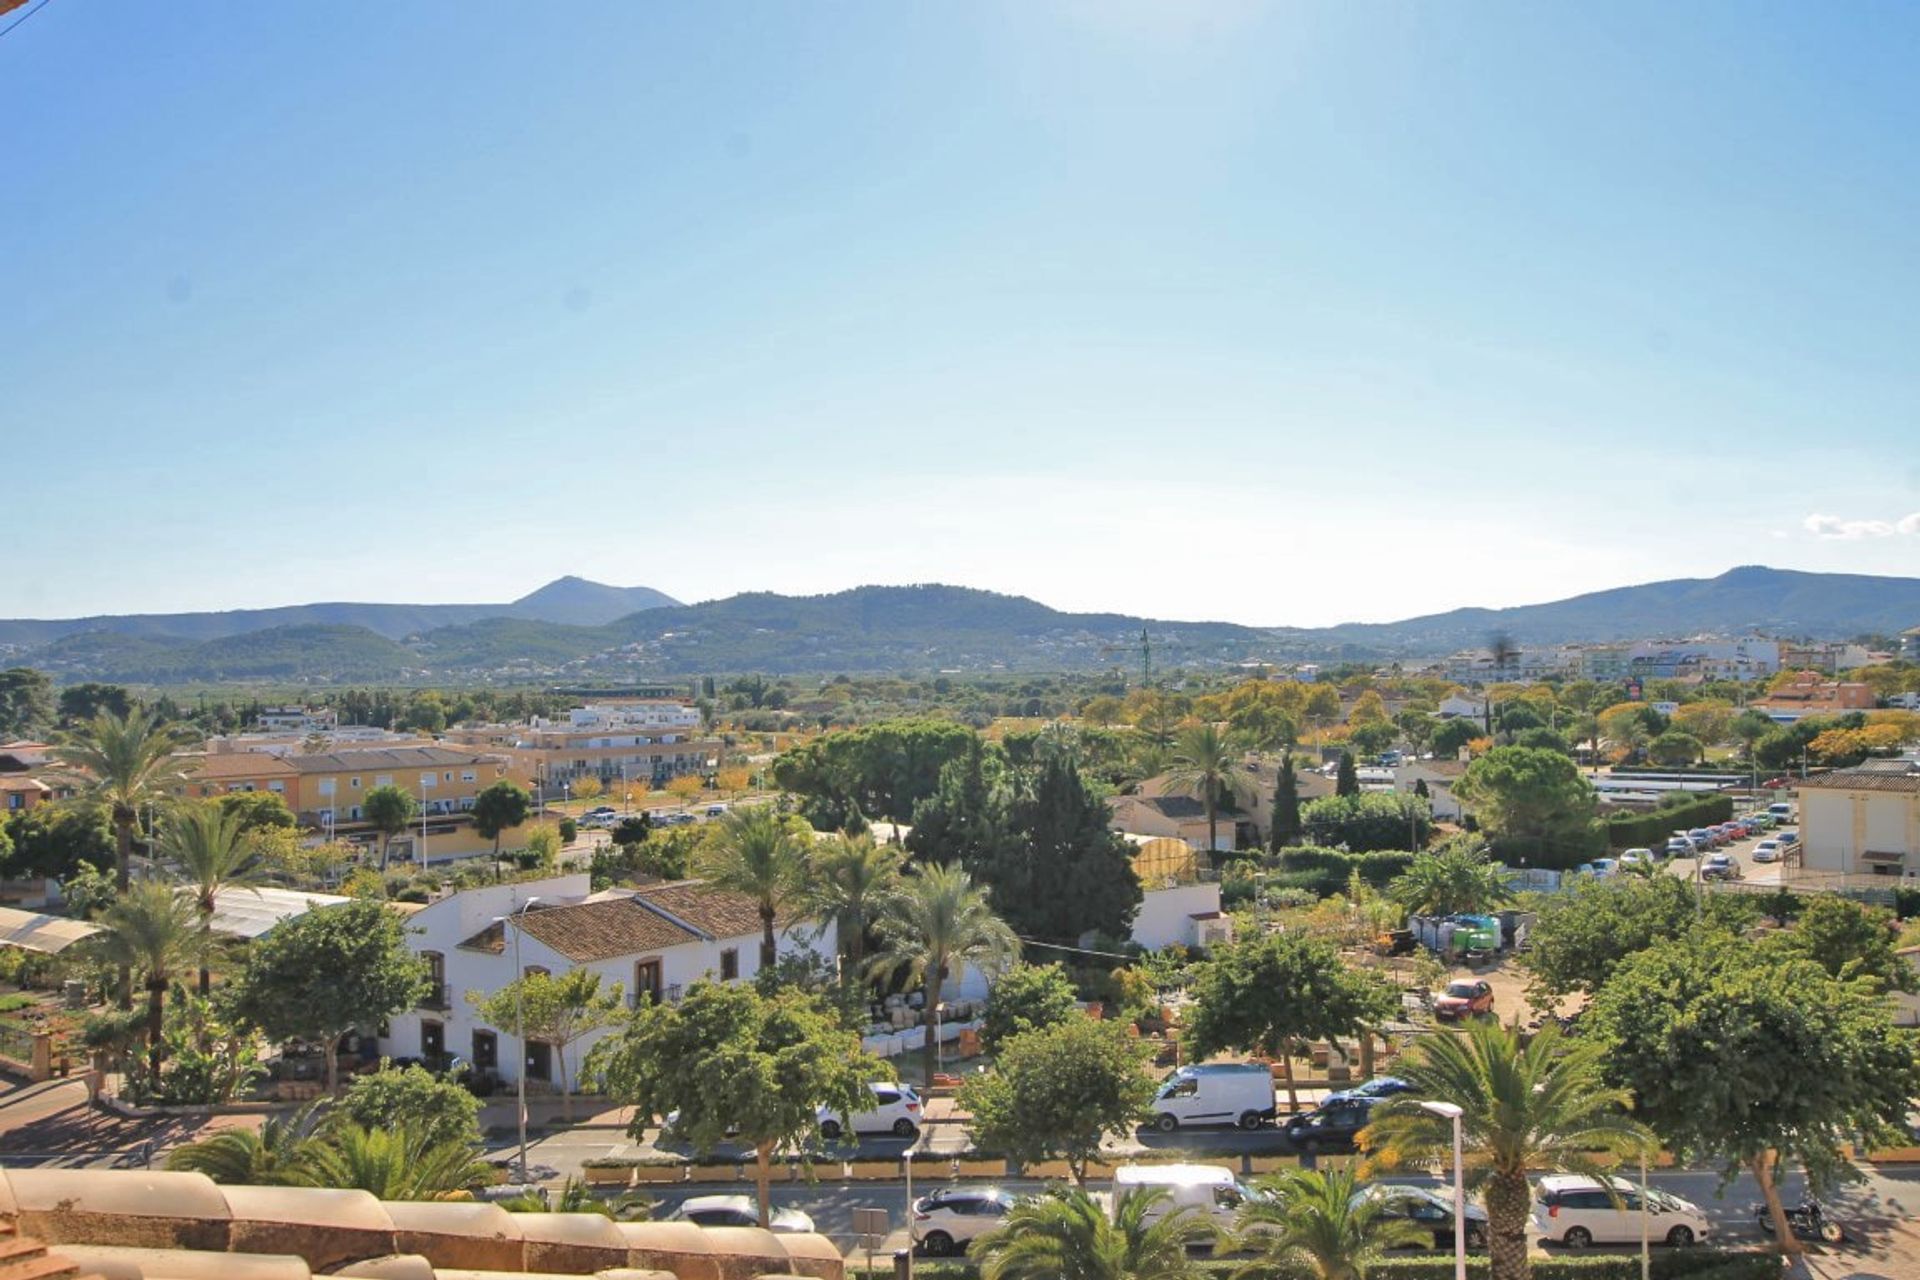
[1275,846,1415,896]
[1301,793,1431,852]
[1605,793,1734,849]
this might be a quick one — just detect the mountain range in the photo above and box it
[2,566,1914,685]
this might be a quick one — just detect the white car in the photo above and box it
[1752,839,1781,863]
[668,1194,816,1234]
[911,1186,1019,1256]
[818,1081,922,1140]
[1533,1175,1710,1249]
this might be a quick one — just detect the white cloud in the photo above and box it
[1802,512,1920,540]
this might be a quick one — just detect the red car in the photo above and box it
[1434,979,1495,1021]
[1762,777,1791,790]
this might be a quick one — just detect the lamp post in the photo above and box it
[500,896,541,1184]
[1638,1146,1651,1280]
[1421,1101,1467,1280]
[902,1150,915,1280]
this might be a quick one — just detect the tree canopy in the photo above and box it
[980,962,1081,1053]
[960,1017,1155,1186]
[1452,745,1599,866]
[1521,874,1758,1004]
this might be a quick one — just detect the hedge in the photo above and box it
[1604,793,1734,850]
[1274,847,1416,897]
[861,1250,1781,1280]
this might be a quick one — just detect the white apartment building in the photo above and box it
[255,707,340,734]
[383,874,836,1088]
[534,702,703,734]
[1795,764,1920,880]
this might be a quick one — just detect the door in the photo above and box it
[472,1029,497,1072]
[421,1020,444,1064]
[525,1039,552,1083]
[635,959,663,1005]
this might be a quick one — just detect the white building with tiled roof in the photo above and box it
[382,873,835,1089]
[1795,763,1920,881]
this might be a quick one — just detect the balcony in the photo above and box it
[629,984,682,1009]
[417,982,451,1012]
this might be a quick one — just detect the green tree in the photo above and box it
[165,1099,327,1185]
[56,683,133,726]
[335,1063,482,1149]
[870,861,1020,1090]
[979,962,1081,1054]
[1361,1021,1651,1280]
[1347,721,1398,758]
[2,800,113,881]
[962,1017,1153,1186]
[363,784,418,871]
[229,899,429,1090]
[215,790,296,833]
[90,881,211,1078]
[985,755,1141,945]
[594,981,875,1227]
[1163,723,1257,854]
[908,734,1009,867]
[156,801,264,994]
[773,719,979,827]
[1300,793,1430,853]
[974,1185,1214,1280]
[0,668,53,739]
[1647,730,1703,767]
[470,779,533,859]
[1588,934,1920,1253]
[1769,894,1914,992]
[1333,752,1358,797]
[805,831,903,969]
[1429,718,1481,760]
[1730,710,1774,762]
[1270,754,1302,851]
[1521,874,1758,1004]
[1452,745,1597,864]
[695,807,813,971]
[1232,1166,1428,1280]
[1389,837,1514,918]
[1185,932,1397,1116]
[468,968,626,1121]
[295,1120,491,1200]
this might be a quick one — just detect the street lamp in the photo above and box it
[902,1149,915,1280]
[497,896,542,1185]
[1420,1101,1467,1280]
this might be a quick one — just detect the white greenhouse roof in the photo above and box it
[206,887,352,940]
[0,908,102,955]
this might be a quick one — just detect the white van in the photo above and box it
[1150,1063,1275,1132]
[1767,802,1794,821]
[1113,1163,1250,1232]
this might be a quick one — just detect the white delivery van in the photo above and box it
[1113,1163,1251,1232]
[1149,1062,1276,1132]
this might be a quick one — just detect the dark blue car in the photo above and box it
[1323,1076,1415,1107]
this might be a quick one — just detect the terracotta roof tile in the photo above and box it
[465,898,703,963]
[632,880,775,940]
[1796,769,1920,794]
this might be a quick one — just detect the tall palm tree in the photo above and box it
[870,861,1019,1090]
[805,831,904,969]
[165,1099,328,1184]
[91,881,210,1079]
[1388,840,1515,918]
[975,1186,1213,1280]
[156,802,264,994]
[55,707,199,893]
[1163,723,1256,855]
[694,807,813,970]
[1232,1166,1427,1280]
[1361,1020,1652,1280]
[294,1121,491,1200]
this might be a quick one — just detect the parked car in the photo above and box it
[1752,839,1782,863]
[818,1081,922,1140]
[1150,1062,1276,1132]
[1433,979,1494,1021]
[705,804,728,817]
[1324,1076,1416,1106]
[1581,858,1621,878]
[1533,1175,1711,1248]
[669,1195,816,1234]
[1282,1098,1375,1154]
[1762,777,1792,790]
[1777,829,1799,847]
[1621,848,1654,864]
[583,806,617,819]
[1745,813,1776,830]
[912,1187,1018,1256]
[1663,839,1693,858]
[1113,1163,1253,1231]
[1700,852,1741,881]
[1767,802,1795,820]
[1358,1184,1489,1249]
[1687,828,1722,850]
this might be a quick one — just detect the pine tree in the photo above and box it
[1334,751,1359,797]
[980,756,1142,946]
[1270,754,1302,851]
[906,737,1007,866]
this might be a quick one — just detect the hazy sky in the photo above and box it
[6,2,1919,628]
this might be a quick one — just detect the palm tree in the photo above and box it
[694,807,812,971]
[165,1100,327,1184]
[91,881,210,1079]
[1389,839,1516,918]
[294,1121,491,1200]
[870,861,1019,1090]
[363,784,418,871]
[156,802,264,994]
[805,831,904,969]
[1361,1020,1652,1280]
[1163,723,1257,854]
[975,1186,1213,1280]
[55,707,198,893]
[1231,1166,1427,1280]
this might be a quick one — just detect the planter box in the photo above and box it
[580,1165,634,1187]
[1247,1155,1299,1174]
[846,1160,902,1181]
[1866,1146,1920,1164]
[685,1162,742,1183]
[1021,1160,1075,1181]
[630,1163,688,1185]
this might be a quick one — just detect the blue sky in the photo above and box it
[5,2,1918,627]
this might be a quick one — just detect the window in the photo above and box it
[350,777,361,789]
[421,773,437,789]
[267,781,284,792]
[317,778,336,796]
[472,1029,497,1071]
[444,772,454,782]
[719,949,739,981]
[524,965,550,980]
[375,775,393,787]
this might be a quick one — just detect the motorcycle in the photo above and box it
[1752,1198,1846,1244]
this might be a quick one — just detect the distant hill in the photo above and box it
[1306,566,1920,651]
[0,577,680,647]
[6,566,1913,685]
